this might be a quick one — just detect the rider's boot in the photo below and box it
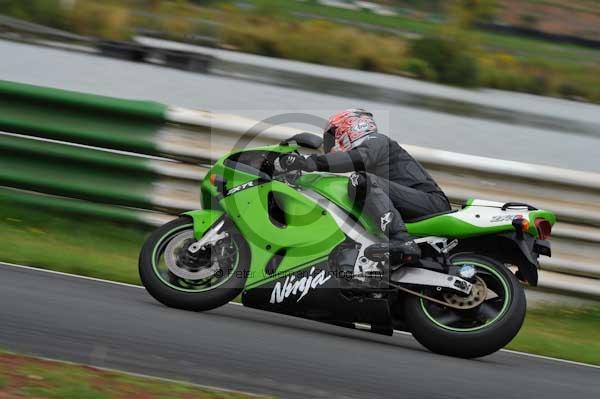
[364,233,421,269]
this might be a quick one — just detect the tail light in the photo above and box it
[512,216,529,232]
[512,216,529,240]
[535,218,552,240]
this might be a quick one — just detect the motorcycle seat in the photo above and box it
[404,209,457,223]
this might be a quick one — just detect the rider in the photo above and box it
[281,108,451,268]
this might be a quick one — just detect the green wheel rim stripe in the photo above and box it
[419,261,511,333]
[151,223,241,293]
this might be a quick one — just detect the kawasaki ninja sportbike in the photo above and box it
[139,133,555,358]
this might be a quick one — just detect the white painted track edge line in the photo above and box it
[0,262,248,301]
[0,262,144,289]
[498,349,600,369]
[1,262,598,369]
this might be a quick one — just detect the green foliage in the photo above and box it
[148,1,210,39]
[557,82,586,99]
[479,67,532,92]
[222,15,407,73]
[68,1,133,40]
[0,0,68,29]
[449,0,498,28]
[409,35,479,86]
[479,52,600,100]
[402,57,438,80]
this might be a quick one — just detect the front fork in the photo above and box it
[182,209,226,240]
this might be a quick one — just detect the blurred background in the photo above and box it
[0,1,599,397]
[1,0,600,100]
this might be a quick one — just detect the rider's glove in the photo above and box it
[279,153,307,171]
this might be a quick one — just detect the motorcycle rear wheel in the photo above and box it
[139,216,250,311]
[403,253,526,358]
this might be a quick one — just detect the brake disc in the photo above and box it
[164,231,220,280]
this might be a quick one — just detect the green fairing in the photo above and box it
[296,175,559,239]
[201,144,298,207]
[189,143,557,292]
[220,180,345,289]
[183,209,225,239]
[406,207,557,238]
[197,144,344,289]
[527,210,557,238]
[407,215,473,237]
[404,214,504,238]
[296,174,380,234]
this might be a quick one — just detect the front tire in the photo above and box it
[139,216,250,311]
[403,253,526,358]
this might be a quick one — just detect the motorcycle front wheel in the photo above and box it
[403,253,526,358]
[139,216,250,311]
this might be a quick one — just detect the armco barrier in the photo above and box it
[0,81,598,299]
[0,80,166,153]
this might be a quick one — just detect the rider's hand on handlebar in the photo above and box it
[278,153,307,172]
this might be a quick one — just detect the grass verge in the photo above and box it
[508,305,600,365]
[1,201,598,365]
[0,351,262,399]
[0,200,149,285]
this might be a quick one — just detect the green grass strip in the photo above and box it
[0,195,150,284]
[0,351,264,399]
[507,305,600,365]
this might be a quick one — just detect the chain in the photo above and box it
[387,281,468,310]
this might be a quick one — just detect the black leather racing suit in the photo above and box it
[304,133,451,241]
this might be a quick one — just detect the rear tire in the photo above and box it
[139,216,250,311]
[403,253,526,358]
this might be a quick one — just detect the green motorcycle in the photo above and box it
[139,133,555,358]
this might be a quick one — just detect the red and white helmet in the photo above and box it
[324,109,377,152]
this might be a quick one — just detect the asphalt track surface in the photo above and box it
[1,263,598,398]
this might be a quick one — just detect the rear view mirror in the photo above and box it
[281,132,323,149]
